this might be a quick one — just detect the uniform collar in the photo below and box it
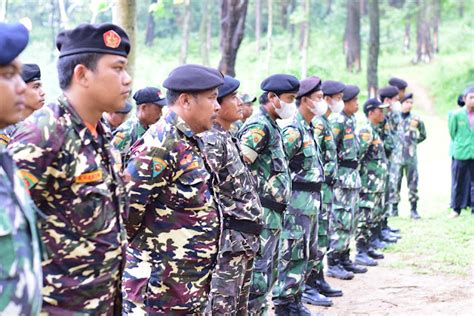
[166,110,195,138]
[295,111,312,130]
[259,106,280,130]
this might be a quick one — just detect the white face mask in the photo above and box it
[309,99,328,117]
[329,99,344,114]
[391,101,402,112]
[275,98,296,119]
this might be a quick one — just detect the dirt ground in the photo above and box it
[303,253,474,315]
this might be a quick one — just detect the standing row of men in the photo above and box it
[1,21,427,315]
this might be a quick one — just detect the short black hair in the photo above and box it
[166,89,200,106]
[259,91,283,105]
[57,53,102,90]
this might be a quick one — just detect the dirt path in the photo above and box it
[305,253,474,315]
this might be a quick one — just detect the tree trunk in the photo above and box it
[431,0,440,53]
[200,0,210,65]
[323,0,332,18]
[279,0,289,29]
[255,0,261,53]
[218,0,249,77]
[345,0,361,73]
[300,0,309,78]
[145,0,157,46]
[58,0,69,29]
[265,0,272,75]
[360,0,367,16]
[179,0,191,65]
[403,20,410,53]
[459,0,464,18]
[367,0,379,98]
[113,0,137,81]
[0,0,8,22]
[414,0,432,64]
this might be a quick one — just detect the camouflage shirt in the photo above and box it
[8,95,128,314]
[282,111,325,185]
[313,115,338,203]
[238,106,291,230]
[400,112,427,162]
[0,148,42,316]
[201,122,262,253]
[331,111,361,189]
[112,116,148,165]
[123,110,219,313]
[357,121,388,193]
[384,110,404,164]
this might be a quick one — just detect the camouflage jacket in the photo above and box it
[331,111,361,189]
[124,110,219,312]
[0,148,42,316]
[313,115,338,203]
[8,95,128,314]
[400,112,427,162]
[0,124,17,149]
[238,106,291,230]
[282,111,324,185]
[201,122,262,254]
[383,110,404,164]
[112,116,148,165]
[357,121,388,193]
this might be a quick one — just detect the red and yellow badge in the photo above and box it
[19,170,38,189]
[249,128,265,144]
[75,170,103,183]
[103,30,121,48]
[153,157,167,176]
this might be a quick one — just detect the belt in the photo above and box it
[339,160,358,169]
[259,196,287,214]
[223,216,263,235]
[292,181,322,192]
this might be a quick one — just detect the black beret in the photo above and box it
[163,64,224,92]
[389,77,408,89]
[56,23,130,58]
[457,94,465,107]
[133,87,166,106]
[21,63,41,83]
[115,101,133,114]
[321,80,345,96]
[260,74,300,93]
[379,85,399,100]
[0,22,29,65]
[401,93,413,103]
[297,76,322,98]
[364,98,389,115]
[342,85,360,102]
[241,93,256,104]
[218,75,240,99]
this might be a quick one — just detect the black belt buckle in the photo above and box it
[223,217,263,235]
[258,196,287,214]
[292,181,322,192]
[339,160,358,169]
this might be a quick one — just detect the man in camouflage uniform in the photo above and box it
[303,80,343,307]
[9,23,131,314]
[229,92,256,135]
[238,74,298,314]
[0,21,43,316]
[112,86,166,165]
[0,63,45,149]
[399,93,427,219]
[123,64,223,314]
[330,85,368,273]
[375,85,403,245]
[103,101,132,133]
[200,75,263,315]
[272,76,325,315]
[355,98,390,267]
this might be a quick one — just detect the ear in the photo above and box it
[73,64,90,88]
[178,93,192,111]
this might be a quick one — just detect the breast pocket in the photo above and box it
[0,214,18,279]
[177,167,211,209]
[73,183,113,236]
[302,146,316,170]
